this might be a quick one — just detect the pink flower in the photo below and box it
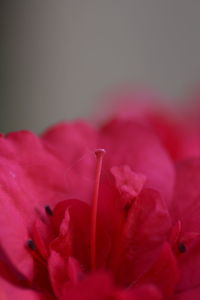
[0,105,199,299]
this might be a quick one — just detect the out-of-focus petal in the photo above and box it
[99,118,174,204]
[139,242,179,298]
[171,158,200,232]
[113,188,171,285]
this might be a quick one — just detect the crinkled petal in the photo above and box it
[112,188,171,285]
[99,118,174,204]
[53,199,110,270]
[111,165,146,202]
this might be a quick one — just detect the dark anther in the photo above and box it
[124,202,132,216]
[45,205,53,216]
[178,242,186,253]
[27,239,36,251]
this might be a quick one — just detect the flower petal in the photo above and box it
[53,199,110,270]
[0,278,51,300]
[112,188,171,285]
[176,286,200,300]
[61,272,113,300]
[139,242,179,298]
[115,284,162,300]
[42,121,97,201]
[48,250,82,298]
[99,118,174,204]
[111,165,146,202]
[171,158,200,232]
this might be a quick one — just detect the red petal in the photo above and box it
[171,158,200,232]
[32,218,55,260]
[50,209,71,259]
[42,121,97,202]
[48,250,82,298]
[61,271,114,300]
[0,278,53,300]
[114,284,162,300]
[128,284,162,300]
[170,159,200,292]
[176,239,200,294]
[53,199,110,270]
[176,286,200,300]
[0,123,96,278]
[0,187,33,278]
[113,188,171,285]
[139,242,179,298]
[111,165,146,202]
[99,118,174,204]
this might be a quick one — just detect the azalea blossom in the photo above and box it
[0,96,200,299]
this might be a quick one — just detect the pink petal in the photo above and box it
[61,271,114,300]
[114,284,162,300]
[0,278,51,300]
[139,242,179,298]
[53,199,110,270]
[176,239,200,294]
[171,158,200,232]
[112,188,171,285]
[99,118,174,204]
[170,159,200,292]
[111,165,146,202]
[42,121,97,201]
[0,122,96,278]
[48,251,81,299]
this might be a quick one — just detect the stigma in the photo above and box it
[91,148,105,270]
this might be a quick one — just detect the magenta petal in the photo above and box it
[172,158,200,232]
[99,118,175,204]
[0,278,53,300]
[61,271,113,300]
[42,121,97,202]
[48,250,70,298]
[111,165,146,201]
[176,239,200,294]
[119,284,162,300]
[0,185,33,278]
[114,188,171,285]
[139,242,179,298]
[176,287,200,300]
[53,199,110,270]
[0,124,96,281]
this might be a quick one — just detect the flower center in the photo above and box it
[90,148,105,271]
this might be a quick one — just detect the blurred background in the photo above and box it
[1,0,200,133]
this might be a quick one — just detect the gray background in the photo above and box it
[1,1,200,133]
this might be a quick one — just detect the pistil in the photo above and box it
[91,148,105,270]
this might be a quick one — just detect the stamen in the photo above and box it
[45,205,53,216]
[123,202,132,217]
[27,239,36,251]
[178,242,186,253]
[91,149,105,270]
[26,239,47,267]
